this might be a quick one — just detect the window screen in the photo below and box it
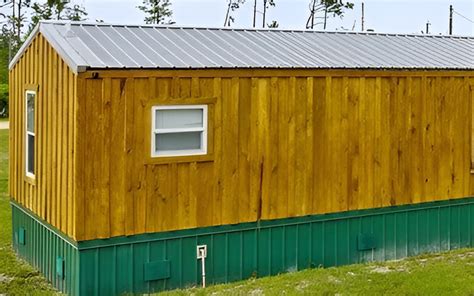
[26,91,35,177]
[151,105,208,157]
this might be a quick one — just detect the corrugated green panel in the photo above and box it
[336,220,349,265]
[144,260,170,281]
[395,212,408,259]
[348,218,361,263]
[166,238,183,289]
[384,213,396,260]
[182,237,198,286]
[297,223,311,269]
[284,225,297,271]
[270,227,284,274]
[257,228,270,277]
[116,244,132,293]
[470,204,474,246]
[360,217,373,262]
[149,241,167,291]
[241,230,257,278]
[407,211,418,256]
[11,199,474,295]
[459,205,470,248]
[323,221,336,267]
[11,203,80,296]
[75,198,474,295]
[311,221,324,267]
[357,233,376,251]
[227,233,241,282]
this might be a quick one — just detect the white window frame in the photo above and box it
[25,90,35,178]
[151,105,208,157]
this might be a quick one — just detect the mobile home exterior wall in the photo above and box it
[73,69,474,241]
[9,33,77,238]
[8,21,474,295]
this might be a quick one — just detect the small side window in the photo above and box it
[151,105,208,157]
[471,85,474,173]
[25,90,35,178]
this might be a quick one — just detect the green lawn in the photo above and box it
[161,249,474,295]
[0,129,56,295]
[0,118,8,122]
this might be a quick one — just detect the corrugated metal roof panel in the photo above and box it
[9,21,474,73]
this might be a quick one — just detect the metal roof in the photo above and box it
[9,21,474,73]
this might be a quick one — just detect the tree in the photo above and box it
[29,0,88,31]
[137,0,173,25]
[267,20,279,28]
[0,0,31,72]
[0,29,10,84]
[252,0,278,28]
[0,83,8,117]
[262,0,275,28]
[223,0,245,27]
[306,0,354,30]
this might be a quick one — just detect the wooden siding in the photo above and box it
[9,34,76,238]
[75,70,474,241]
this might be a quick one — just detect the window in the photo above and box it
[151,105,208,157]
[25,90,35,178]
[471,85,474,173]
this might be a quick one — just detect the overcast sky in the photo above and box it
[68,0,474,36]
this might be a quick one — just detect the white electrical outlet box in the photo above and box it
[197,245,207,259]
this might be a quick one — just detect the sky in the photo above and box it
[76,0,474,36]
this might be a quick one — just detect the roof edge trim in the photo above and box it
[38,20,474,39]
[8,22,89,74]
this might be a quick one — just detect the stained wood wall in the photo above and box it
[9,34,77,237]
[9,35,474,241]
[75,70,474,241]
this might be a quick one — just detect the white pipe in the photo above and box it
[201,251,206,288]
[197,245,207,288]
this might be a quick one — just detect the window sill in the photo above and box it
[145,153,214,165]
[24,175,36,186]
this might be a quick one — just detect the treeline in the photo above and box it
[0,0,354,117]
[224,0,353,29]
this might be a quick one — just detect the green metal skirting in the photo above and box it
[11,203,79,295]
[12,197,474,295]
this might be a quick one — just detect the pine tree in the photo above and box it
[137,0,173,25]
[306,0,354,30]
[267,20,279,28]
[29,0,88,31]
[223,0,245,27]
[262,0,275,28]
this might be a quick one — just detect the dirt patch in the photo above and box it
[249,288,264,295]
[327,275,342,284]
[370,266,392,274]
[296,280,310,291]
[0,273,13,284]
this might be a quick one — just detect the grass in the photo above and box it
[0,118,8,122]
[161,249,474,295]
[0,129,57,295]
[0,129,473,295]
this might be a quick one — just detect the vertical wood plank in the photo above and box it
[268,77,279,219]
[277,78,289,218]
[287,77,296,216]
[124,78,136,235]
[133,78,148,234]
[212,77,223,225]
[222,78,239,224]
[238,78,251,222]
